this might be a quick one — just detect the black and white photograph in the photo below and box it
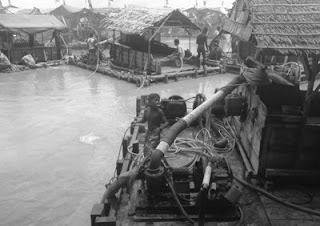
[1,0,320,225]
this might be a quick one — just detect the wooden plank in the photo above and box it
[259,126,272,176]
[270,219,320,226]
[266,169,320,177]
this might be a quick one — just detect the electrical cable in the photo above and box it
[233,175,320,217]
[270,186,314,205]
[231,205,243,226]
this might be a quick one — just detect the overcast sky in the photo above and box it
[3,0,235,10]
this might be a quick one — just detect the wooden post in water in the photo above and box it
[136,97,141,117]
[122,137,129,157]
[165,74,169,83]
[203,65,207,76]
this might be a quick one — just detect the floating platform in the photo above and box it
[73,60,223,87]
[1,60,65,73]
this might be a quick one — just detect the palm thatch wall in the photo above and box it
[101,8,199,35]
[224,0,320,55]
[250,0,320,55]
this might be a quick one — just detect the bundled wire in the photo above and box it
[164,116,236,173]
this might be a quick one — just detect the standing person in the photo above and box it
[135,93,169,156]
[168,38,185,67]
[87,33,97,65]
[196,27,209,67]
[209,26,221,52]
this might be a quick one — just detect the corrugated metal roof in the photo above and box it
[0,14,67,34]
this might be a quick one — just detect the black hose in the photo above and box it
[164,174,195,225]
[234,175,320,217]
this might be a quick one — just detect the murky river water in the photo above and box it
[0,65,236,226]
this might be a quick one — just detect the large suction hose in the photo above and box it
[148,74,246,170]
[101,170,137,201]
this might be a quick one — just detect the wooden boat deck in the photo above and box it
[104,121,320,225]
[92,96,320,226]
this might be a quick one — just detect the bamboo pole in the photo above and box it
[306,83,320,102]
[296,53,319,163]
[147,13,172,74]
[6,29,11,61]
[303,54,319,118]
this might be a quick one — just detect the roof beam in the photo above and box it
[257,46,320,50]
[251,4,320,7]
[252,21,320,24]
[253,11,320,15]
[253,32,320,36]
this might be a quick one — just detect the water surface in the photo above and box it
[0,65,236,226]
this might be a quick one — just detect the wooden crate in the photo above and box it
[232,84,320,181]
[10,46,60,63]
[111,43,156,73]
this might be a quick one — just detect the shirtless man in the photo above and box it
[136,93,169,156]
[196,27,209,66]
[168,39,185,67]
[86,33,98,65]
[21,52,45,69]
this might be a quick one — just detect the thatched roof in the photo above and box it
[223,0,320,55]
[101,8,200,35]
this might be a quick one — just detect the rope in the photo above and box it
[164,116,236,172]
[59,34,69,56]
[241,65,271,85]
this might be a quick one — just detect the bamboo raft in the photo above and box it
[1,60,65,73]
[73,60,222,87]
